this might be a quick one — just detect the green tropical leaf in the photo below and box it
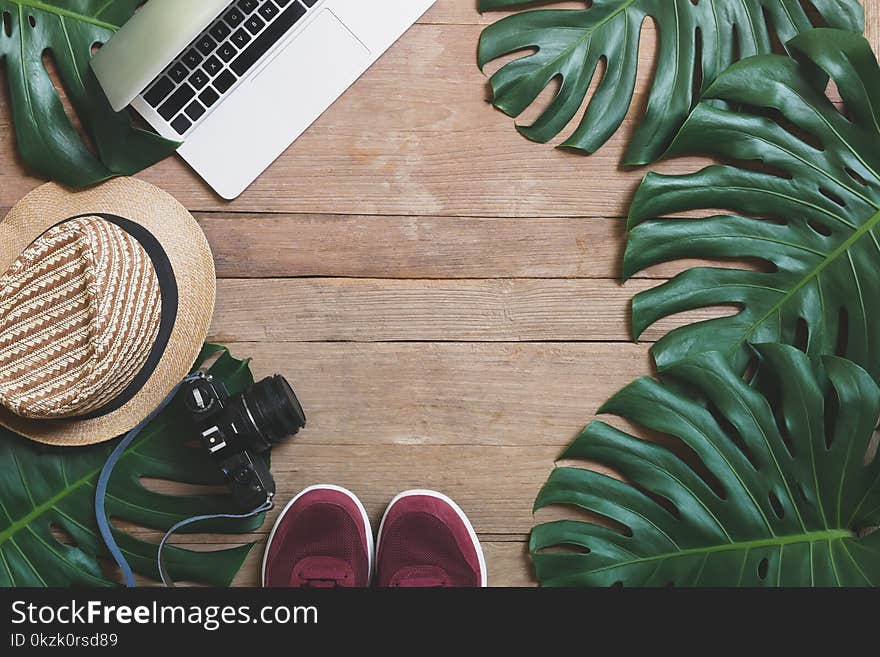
[0,344,264,587]
[0,0,178,188]
[625,29,880,381]
[532,343,880,586]
[477,0,863,165]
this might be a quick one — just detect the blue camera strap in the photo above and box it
[157,499,273,587]
[95,373,270,588]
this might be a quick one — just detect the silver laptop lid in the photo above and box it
[92,0,230,112]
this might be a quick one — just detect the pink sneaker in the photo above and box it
[262,485,373,587]
[376,490,487,587]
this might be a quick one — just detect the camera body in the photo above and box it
[180,372,306,510]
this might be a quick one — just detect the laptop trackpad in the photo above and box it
[181,10,371,199]
[252,10,369,85]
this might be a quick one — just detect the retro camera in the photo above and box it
[181,372,306,510]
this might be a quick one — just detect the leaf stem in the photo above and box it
[0,464,103,545]
[5,0,121,31]
[736,207,880,351]
[550,528,856,580]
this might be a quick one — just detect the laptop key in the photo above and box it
[182,48,203,70]
[217,43,237,63]
[245,15,265,35]
[202,55,223,77]
[158,84,195,121]
[167,62,189,84]
[224,8,245,27]
[185,101,206,122]
[196,34,217,56]
[301,0,318,6]
[214,70,236,94]
[276,0,292,5]
[144,76,175,107]
[210,21,231,41]
[231,28,251,48]
[171,115,192,135]
[189,70,210,90]
[231,2,306,77]
[238,0,259,13]
[199,87,220,108]
[258,3,279,21]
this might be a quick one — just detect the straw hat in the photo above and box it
[0,178,215,446]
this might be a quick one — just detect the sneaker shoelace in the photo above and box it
[298,563,351,588]
[390,566,451,587]
[303,577,343,588]
[392,576,449,587]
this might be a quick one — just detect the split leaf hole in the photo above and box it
[768,490,785,519]
[41,49,99,157]
[798,0,829,27]
[761,7,786,56]
[824,383,840,450]
[758,557,769,580]
[691,27,704,101]
[708,403,759,472]
[845,167,870,187]
[616,414,729,502]
[835,307,849,358]
[50,523,76,546]
[808,220,833,237]
[819,187,847,208]
[793,317,809,352]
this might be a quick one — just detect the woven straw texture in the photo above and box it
[0,179,215,446]
[0,217,162,419]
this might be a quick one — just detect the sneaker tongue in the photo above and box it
[294,556,355,587]
[390,565,451,588]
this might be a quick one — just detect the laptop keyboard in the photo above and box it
[141,0,320,136]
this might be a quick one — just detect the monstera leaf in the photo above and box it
[625,29,880,380]
[532,344,880,586]
[0,345,264,587]
[477,0,863,165]
[0,0,177,187]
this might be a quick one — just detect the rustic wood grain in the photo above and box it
[0,209,752,280]
[210,278,724,343]
[867,1,880,52]
[201,213,631,280]
[221,341,653,448]
[196,212,744,280]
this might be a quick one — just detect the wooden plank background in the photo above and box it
[1,0,878,587]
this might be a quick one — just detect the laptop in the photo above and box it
[91,0,436,199]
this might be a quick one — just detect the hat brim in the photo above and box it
[0,178,216,446]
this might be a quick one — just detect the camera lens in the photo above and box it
[240,375,306,452]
